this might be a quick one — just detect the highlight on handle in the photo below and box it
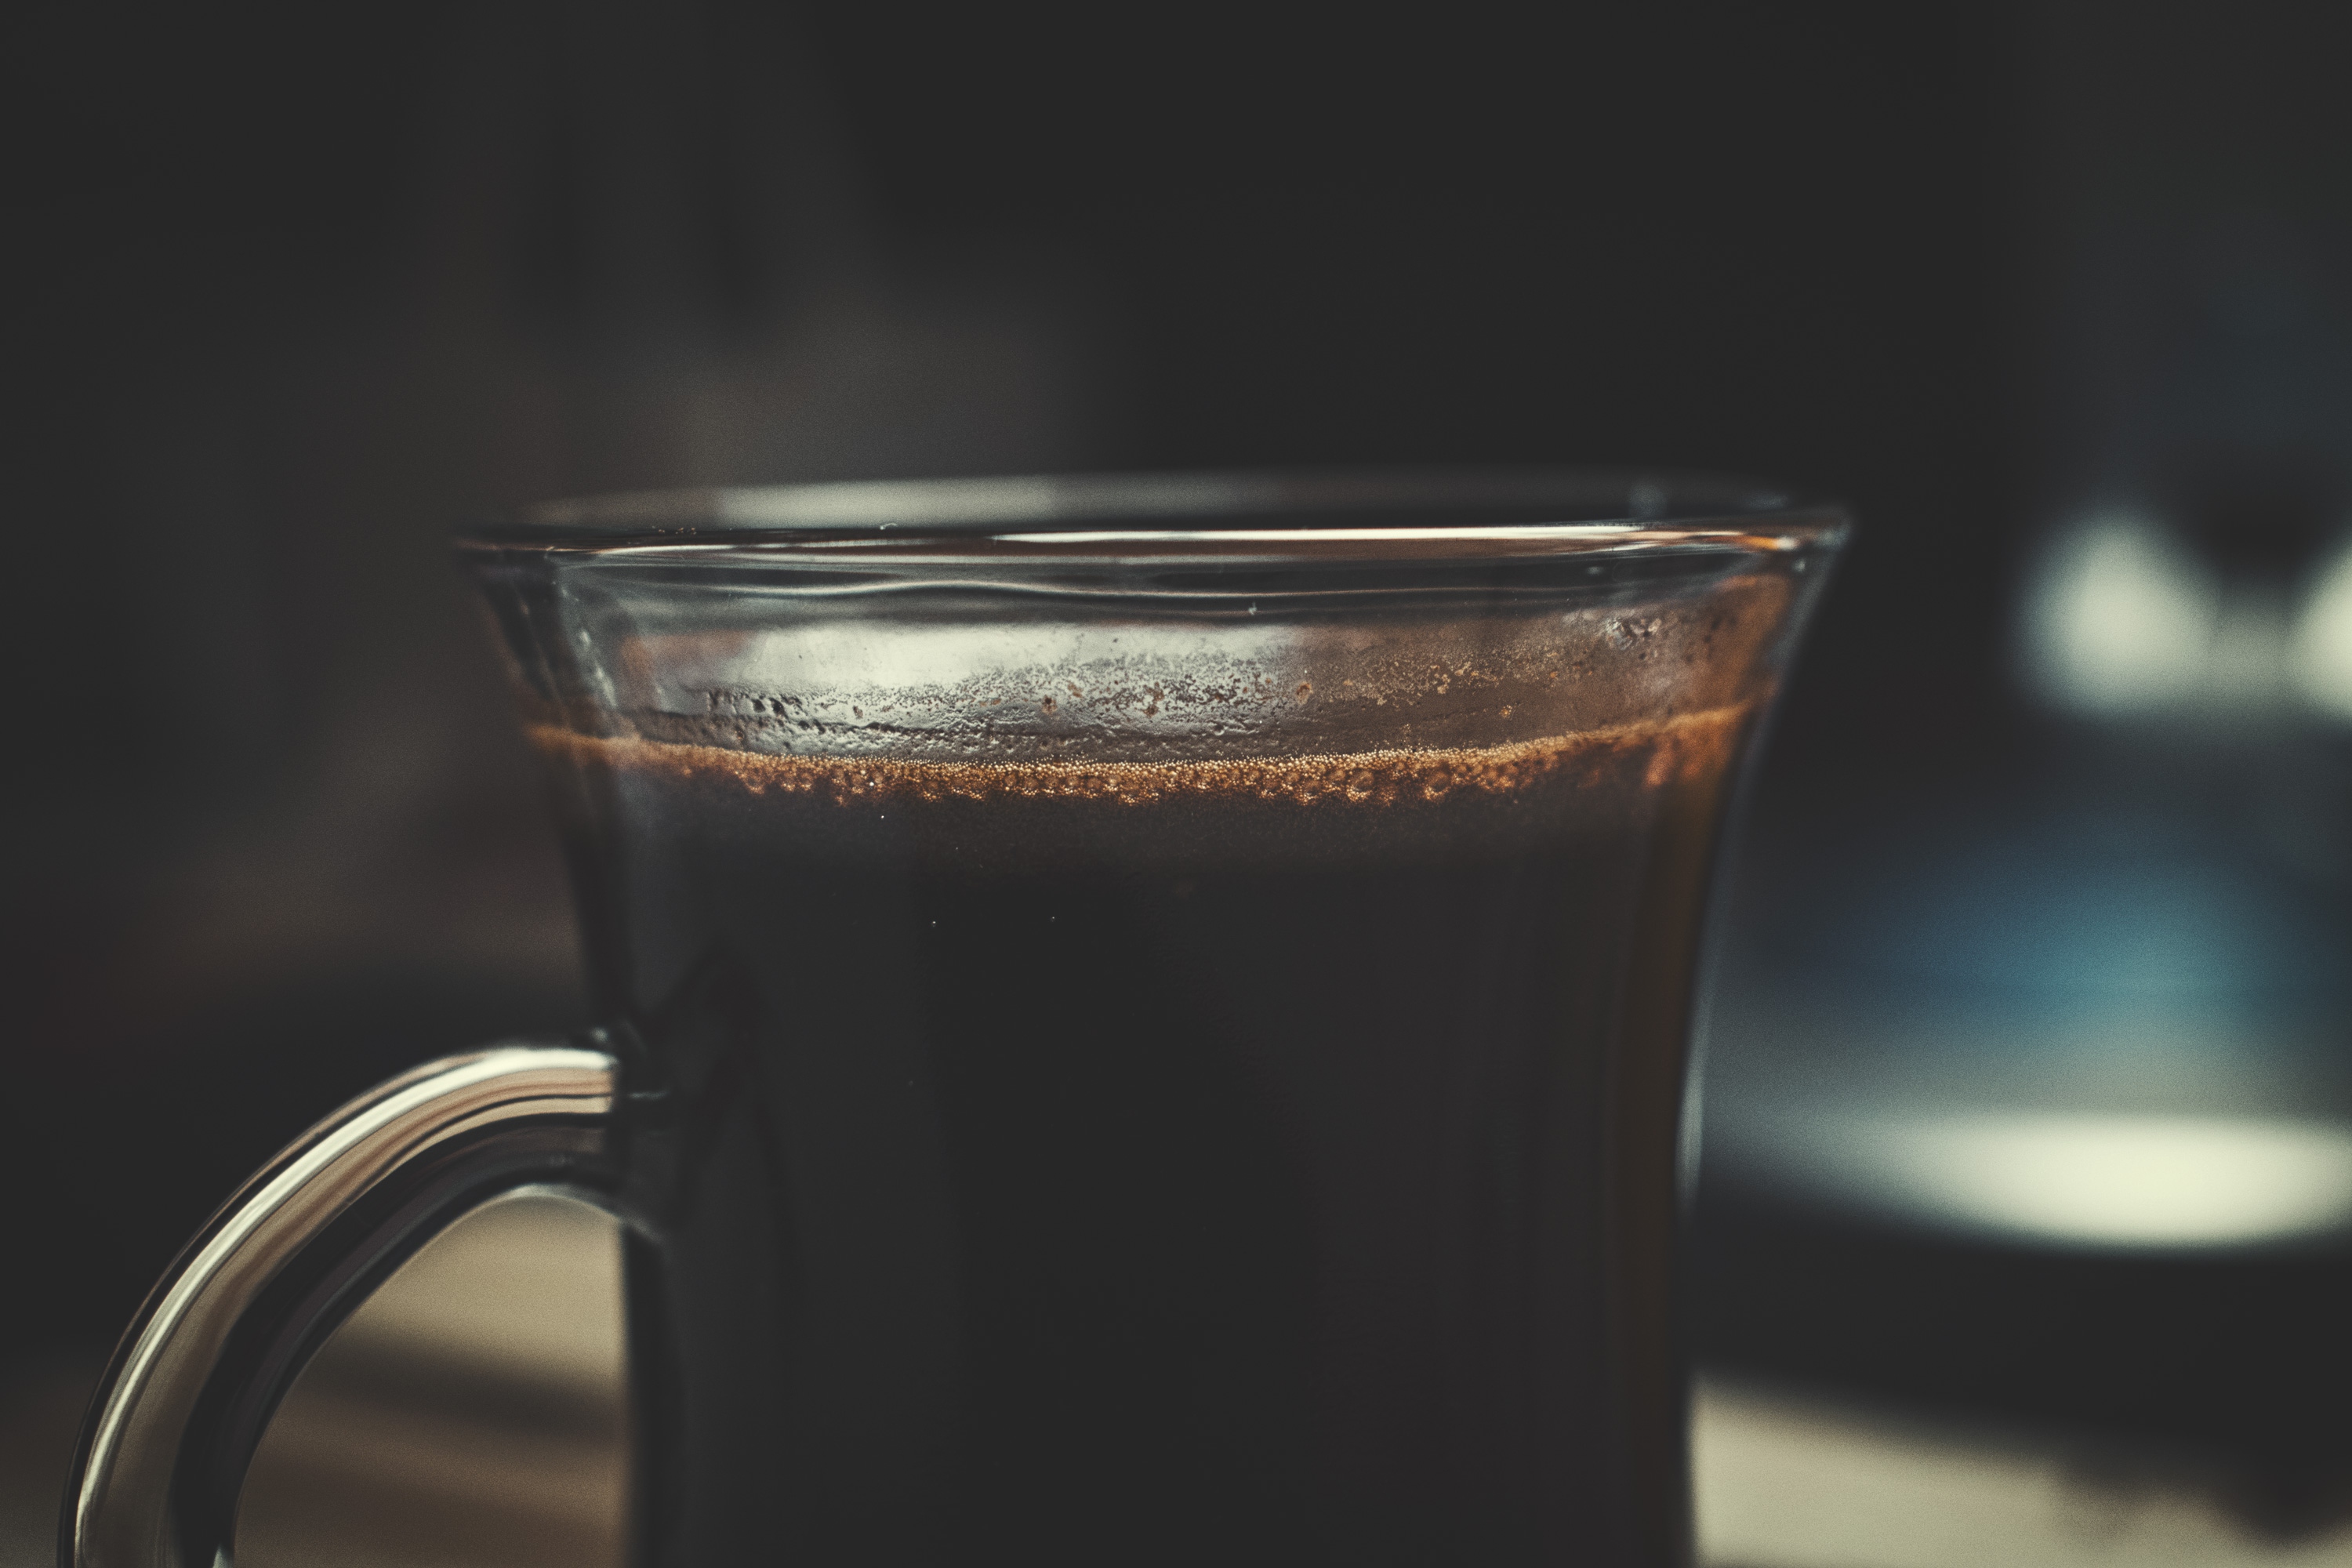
[62,1044,620,1568]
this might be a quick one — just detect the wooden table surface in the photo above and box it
[8,1193,2351,1568]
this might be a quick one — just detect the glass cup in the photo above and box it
[64,471,1843,1568]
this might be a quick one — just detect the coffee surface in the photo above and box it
[536,703,1743,806]
[534,699,1750,875]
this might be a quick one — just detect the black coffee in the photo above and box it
[543,699,1751,1568]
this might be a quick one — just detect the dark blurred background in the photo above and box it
[5,1,2352,1563]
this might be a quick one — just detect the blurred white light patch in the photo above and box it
[2291,531,2352,720]
[1730,1109,2352,1250]
[2022,510,2217,714]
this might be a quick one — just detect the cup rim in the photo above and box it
[456,468,1849,560]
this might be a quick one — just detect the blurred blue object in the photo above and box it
[1802,805,2349,1010]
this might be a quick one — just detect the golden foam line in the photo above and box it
[530,703,1755,810]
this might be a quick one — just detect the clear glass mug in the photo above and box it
[63,472,1843,1568]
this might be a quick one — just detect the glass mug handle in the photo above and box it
[60,1042,622,1568]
